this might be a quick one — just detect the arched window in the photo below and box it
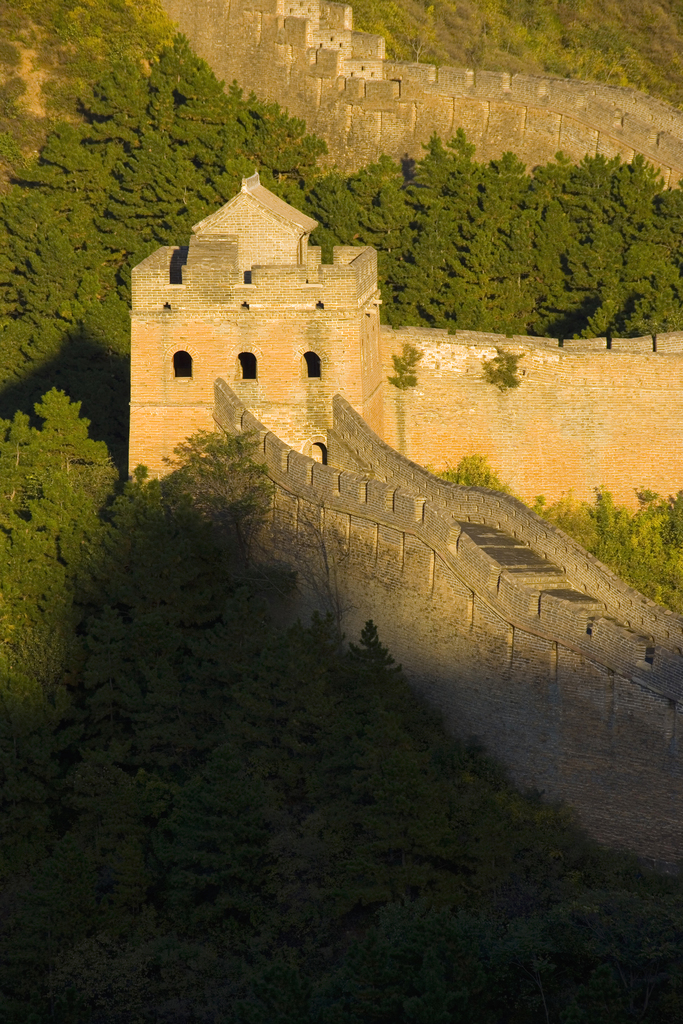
[303,351,321,378]
[173,350,192,378]
[312,442,327,465]
[238,352,257,379]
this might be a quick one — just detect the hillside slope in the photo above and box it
[5,0,683,182]
[0,0,172,185]
[352,0,683,108]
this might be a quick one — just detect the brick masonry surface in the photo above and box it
[380,326,683,508]
[162,0,683,181]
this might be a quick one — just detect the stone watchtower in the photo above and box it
[129,172,383,475]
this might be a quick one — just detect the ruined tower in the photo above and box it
[129,172,382,475]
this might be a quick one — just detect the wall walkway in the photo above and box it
[214,377,683,865]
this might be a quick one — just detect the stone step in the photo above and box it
[459,521,566,582]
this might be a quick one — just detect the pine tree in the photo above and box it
[0,390,113,683]
[1,834,99,1017]
[153,744,270,937]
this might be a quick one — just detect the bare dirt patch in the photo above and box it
[16,45,48,119]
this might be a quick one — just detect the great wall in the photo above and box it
[380,325,683,509]
[130,172,683,509]
[212,379,683,866]
[129,172,683,862]
[162,0,683,183]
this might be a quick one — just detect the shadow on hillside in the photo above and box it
[0,329,130,473]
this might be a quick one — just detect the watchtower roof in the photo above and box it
[192,171,318,237]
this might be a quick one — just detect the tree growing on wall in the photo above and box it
[482,349,522,391]
[439,453,513,492]
[388,343,423,389]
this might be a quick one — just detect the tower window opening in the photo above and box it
[304,351,321,378]
[238,352,257,379]
[312,442,327,464]
[173,350,193,378]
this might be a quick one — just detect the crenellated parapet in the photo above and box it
[217,373,683,697]
[329,393,683,699]
[162,0,683,180]
[131,243,378,315]
[214,376,683,863]
[131,172,380,319]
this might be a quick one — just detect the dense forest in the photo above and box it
[2,393,683,1023]
[307,138,683,340]
[2,5,683,1020]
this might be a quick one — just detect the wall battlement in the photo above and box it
[213,376,683,862]
[387,324,683,354]
[162,0,683,180]
[132,244,378,314]
[215,378,683,691]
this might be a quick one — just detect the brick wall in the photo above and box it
[380,325,683,508]
[162,0,683,181]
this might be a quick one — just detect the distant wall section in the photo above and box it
[380,326,683,507]
[162,0,683,180]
